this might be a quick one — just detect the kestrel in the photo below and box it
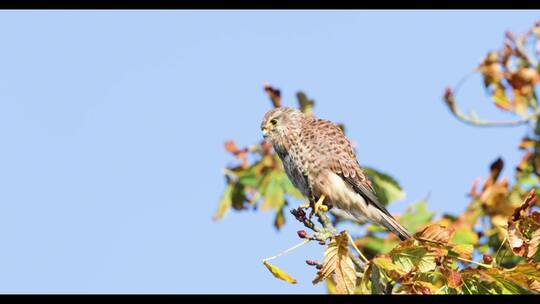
[261,107,412,241]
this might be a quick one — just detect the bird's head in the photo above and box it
[260,107,306,146]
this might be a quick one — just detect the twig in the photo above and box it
[444,86,539,127]
[347,231,369,264]
[509,30,539,67]
[494,235,508,266]
[349,252,366,272]
[262,239,311,262]
[456,256,492,268]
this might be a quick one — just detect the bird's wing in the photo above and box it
[313,119,392,217]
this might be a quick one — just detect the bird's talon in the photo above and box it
[299,203,310,209]
[313,195,327,215]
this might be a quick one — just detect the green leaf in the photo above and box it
[399,200,434,234]
[231,182,248,210]
[261,172,285,211]
[390,246,437,273]
[358,235,399,257]
[486,271,536,294]
[237,170,258,188]
[364,167,405,205]
[280,173,303,199]
[451,228,479,245]
[372,256,406,280]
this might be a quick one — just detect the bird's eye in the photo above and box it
[270,119,278,125]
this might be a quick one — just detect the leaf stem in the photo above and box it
[347,232,369,264]
[456,256,492,268]
[494,236,508,265]
[262,239,311,262]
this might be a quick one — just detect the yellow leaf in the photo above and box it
[213,184,232,221]
[262,261,297,284]
[372,256,406,280]
[313,231,357,294]
[492,84,512,111]
[273,205,286,230]
[451,244,474,259]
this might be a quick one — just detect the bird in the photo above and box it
[260,107,412,241]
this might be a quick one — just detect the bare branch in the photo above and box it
[506,30,539,67]
[443,86,539,127]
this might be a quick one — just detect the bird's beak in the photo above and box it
[262,127,268,138]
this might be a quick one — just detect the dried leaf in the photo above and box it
[478,51,504,87]
[262,261,297,284]
[511,189,537,222]
[416,224,455,244]
[507,189,540,259]
[527,228,540,259]
[224,140,239,154]
[482,158,504,192]
[274,204,286,230]
[508,221,526,256]
[444,269,463,289]
[313,231,356,294]
[263,83,281,108]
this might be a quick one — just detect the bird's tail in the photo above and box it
[378,212,413,241]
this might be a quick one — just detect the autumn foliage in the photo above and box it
[215,21,540,294]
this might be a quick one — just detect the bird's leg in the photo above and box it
[309,195,328,218]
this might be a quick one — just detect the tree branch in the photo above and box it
[443,86,539,127]
[290,207,366,272]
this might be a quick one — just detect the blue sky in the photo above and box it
[0,10,538,293]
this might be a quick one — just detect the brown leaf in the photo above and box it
[482,158,504,193]
[224,140,239,154]
[444,269,463,289]
[508,67,540,97]
[529,280,540,292]
[263,82,281,108]
[517,152,534,172]
[507,189,540,259]
[416,224,455,244]
[469,178,481,197]
[527,228,540,259]
[508,220,527,256]
[511,189,537,222]
[313,231,357,294]
[274,205,286,230]
[478,51,504,86]
[518,137,535,150]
